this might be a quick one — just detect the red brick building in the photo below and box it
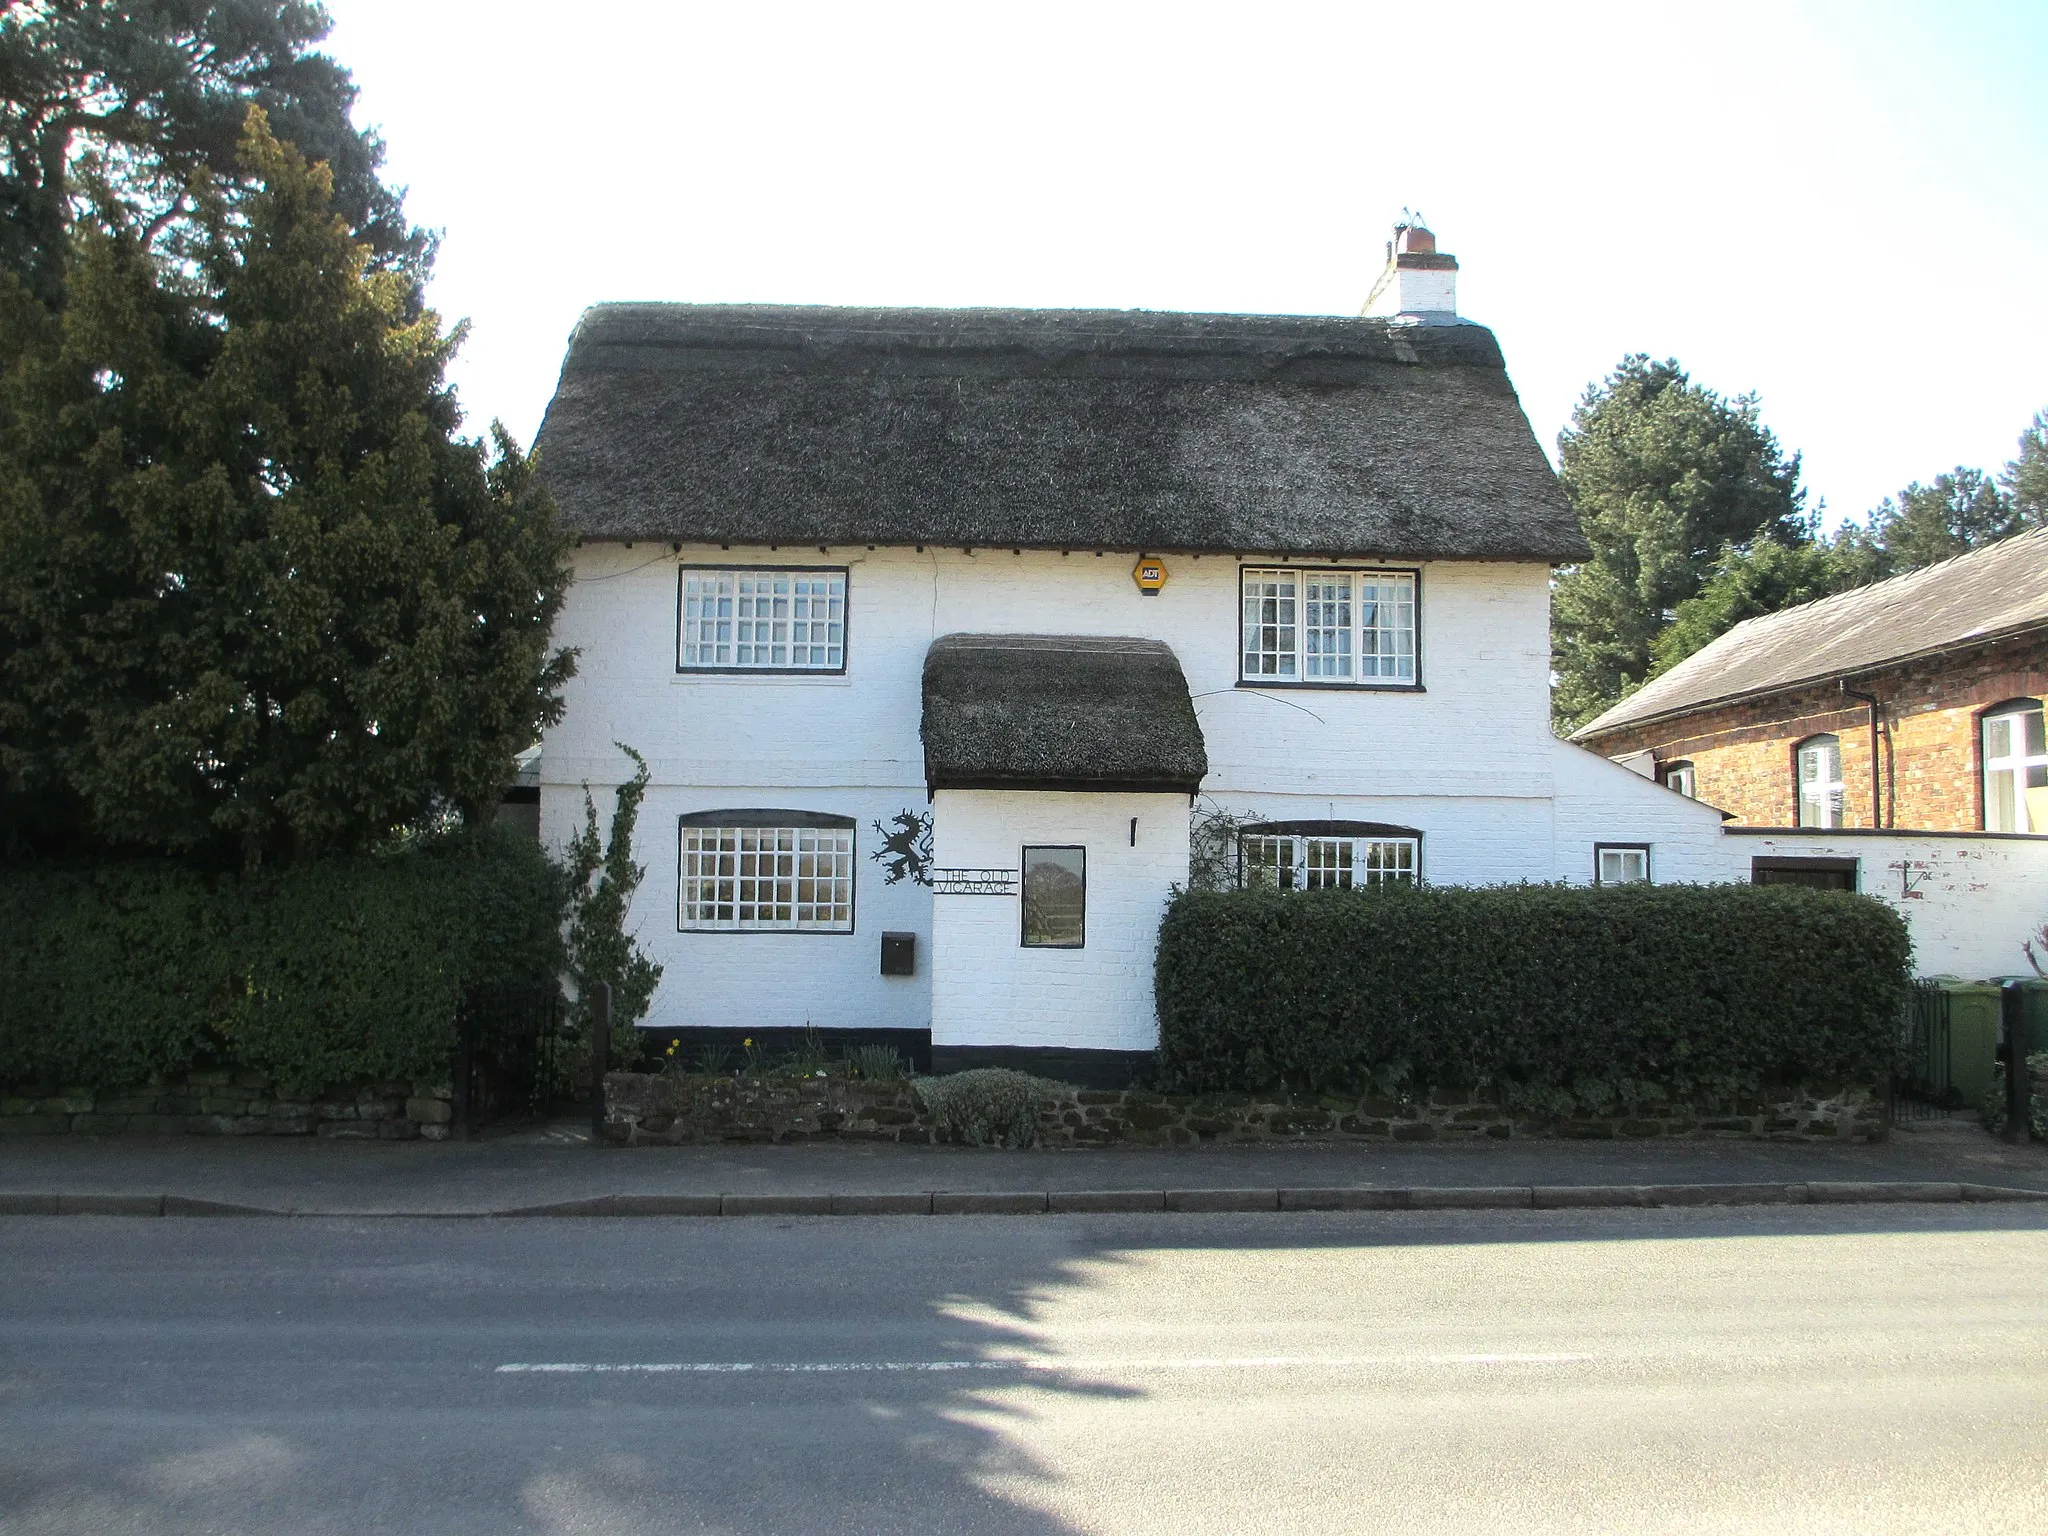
[1572,529,2048,834]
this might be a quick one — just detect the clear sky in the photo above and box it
[322,0,2047,528]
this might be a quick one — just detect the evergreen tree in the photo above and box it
[0,109,570,863]
[1652,537,1842,675]
[1999,408,2048,527]
[1,0,426,307]
[1833,467,2020,580]
[1550,356,1805,731]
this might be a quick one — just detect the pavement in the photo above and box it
[2,1114,2044,1216]
[5,1202,2047,1531]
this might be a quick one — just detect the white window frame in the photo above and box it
[1595,843,1651,885]
[1238,566,1418,686]
[1662,762,1696,799]
[677,566,847,673]
[1239,832,1420,890]
[679,823,855,932]
[1795,735,1844,828]
[1983,701,2048,833]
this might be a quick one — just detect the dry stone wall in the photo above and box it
[0,1069,456,1138]
[604,1072,1885,1146]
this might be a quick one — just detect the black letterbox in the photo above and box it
[880,931,916,977]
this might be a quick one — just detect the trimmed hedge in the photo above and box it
[1155,884,1911,1106]
[0,827,562,1095]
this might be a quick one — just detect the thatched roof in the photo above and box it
[921,634,1208,794]
[535,304,1584,562]
[1574,528,2048,740]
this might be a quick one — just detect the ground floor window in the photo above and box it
[679,821,854,931]
[1021,846,1086,947]
[1751,856,1857,890]
[1595,843,1650,884]
[1239,829,1419,890]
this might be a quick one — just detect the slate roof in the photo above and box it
[534,303,1583,562]
[1574,528,2048,739]
[921,634,1208,794]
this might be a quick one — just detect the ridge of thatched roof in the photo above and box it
[535,303,1584,562]
[921,634,1208,794]
[1574,528,2048,740]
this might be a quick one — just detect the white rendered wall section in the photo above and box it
[539,781,935,1035]
[930,790,1189,1051]
[1726,831,2048,981]
[540,544,1740,1033]
[1363,267,1457,317]
[1549,740,1738,886]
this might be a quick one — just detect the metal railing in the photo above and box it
[1893,979,1957,1121]
[453,980,567,1136]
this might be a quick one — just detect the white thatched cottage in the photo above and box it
[532,225,1728,1081]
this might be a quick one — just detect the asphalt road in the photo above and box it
[3,1206,2046,1534]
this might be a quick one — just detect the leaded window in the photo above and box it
[679,568,846,671]
[1239,832,1419,890]
[679,824,854,931]
[1241,571,1298,679]
[1239,567,1415,684]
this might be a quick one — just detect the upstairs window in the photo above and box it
[1795,735,1844,828]
[679,567,846,672]
[1662,762,1696,798]
[1239,567,1416,686]
[1239,825,1420,889]
[1983,700,2047,833]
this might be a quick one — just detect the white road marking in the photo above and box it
[495,1353,1592,1375]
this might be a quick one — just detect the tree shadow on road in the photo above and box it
[4,1201,2047,1531]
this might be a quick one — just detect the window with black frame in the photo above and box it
[1020,846,1085,948]
[1237,824,1420,890]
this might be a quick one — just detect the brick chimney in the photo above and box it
[1362,217,1459,322]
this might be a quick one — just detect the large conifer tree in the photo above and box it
[0,111,570,862]
[1,0,425,306]
[1549,356,1806,732]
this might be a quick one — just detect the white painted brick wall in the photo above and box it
[930,790,1188,1050]
[542,545,1559,797]
[1727,831,2048,980]
[1363,267,1457,317]
[541,781,935,1035]
[539,543,1745,1042]
[1548,740,1738,887]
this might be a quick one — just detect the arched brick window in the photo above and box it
[1794,735,1844,828]
[1982,699,2047,833]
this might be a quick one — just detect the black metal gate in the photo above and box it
[453,981,565,1135]
[1893,979,1958,1122]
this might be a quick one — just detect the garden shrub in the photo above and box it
[914,1068,1056,1147]
[1979,1052,2048,1140]
[0,824,562,1095]
[1155,883,1910,1106]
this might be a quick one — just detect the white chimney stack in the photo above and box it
[1362,218,1459,322]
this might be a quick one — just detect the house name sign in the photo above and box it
[932,867,1021,896]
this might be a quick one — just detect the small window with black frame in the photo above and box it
[1020,846,1086,948]
[1595,843,1650,885]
